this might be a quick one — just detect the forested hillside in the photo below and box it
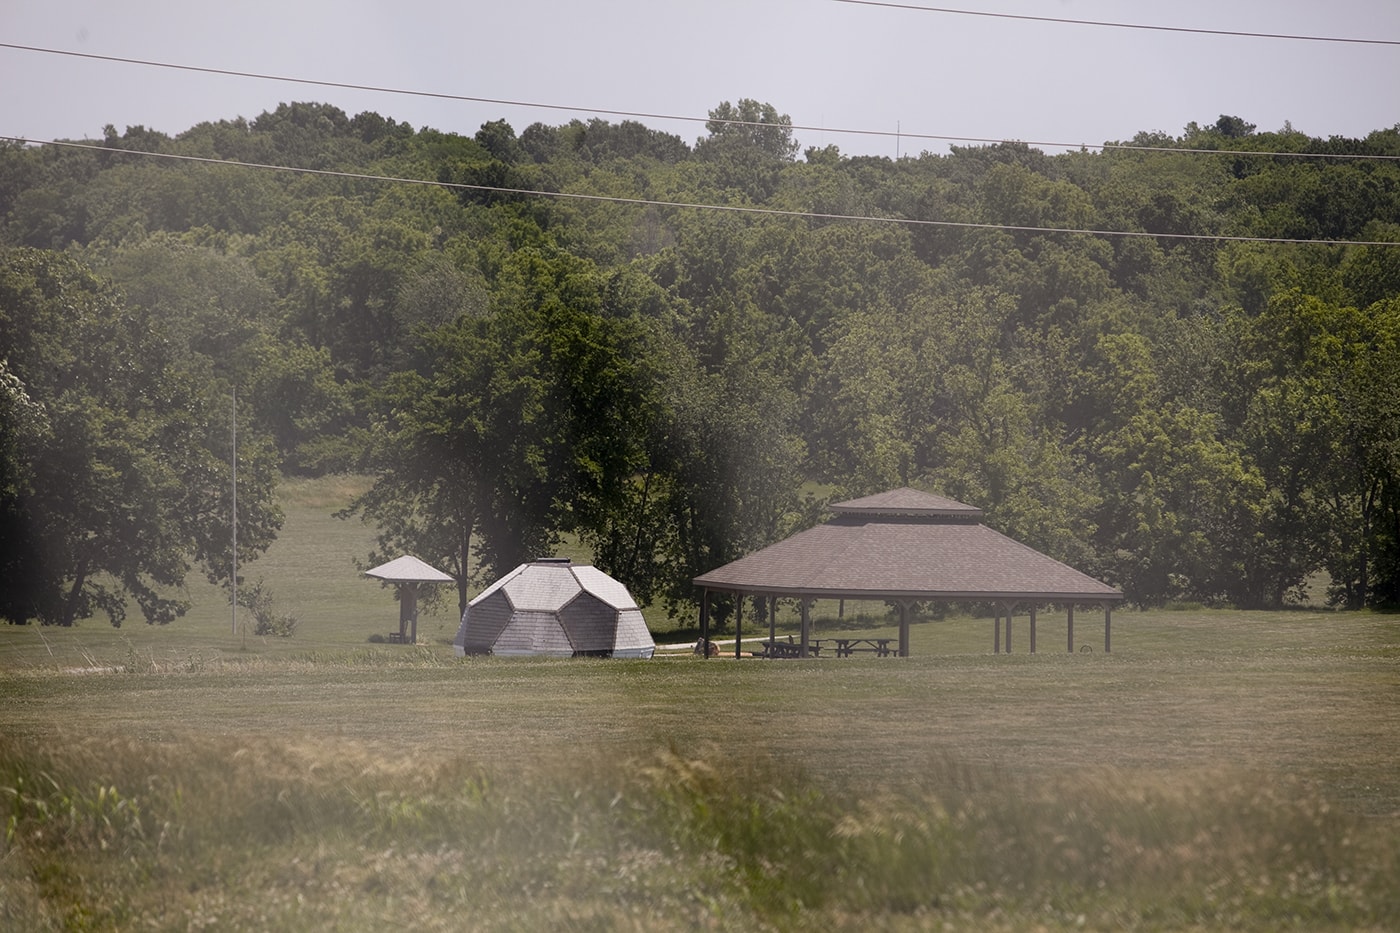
[3,101,1399,624]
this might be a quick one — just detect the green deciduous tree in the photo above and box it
[0,247,281,625]
[346,248,659,614]
[702,100,799,162]
[695,100,800,202]
[0,358,46,623]
[1091,405,1266,606]
[630,338,806,621]
[1239,290,1400,608]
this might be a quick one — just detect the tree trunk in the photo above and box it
[60,559,89,627]
[1359,479,1378,608]
[457,518,474,618]
[628,470,653,580]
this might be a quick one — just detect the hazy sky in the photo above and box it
[4,1,1398,159]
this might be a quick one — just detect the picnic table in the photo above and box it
[755,637,821,658]
[753,637,898,658]
[827,637,897,657]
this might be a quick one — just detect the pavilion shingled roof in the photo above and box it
[829,487,983,519]
[693,488,1120,602]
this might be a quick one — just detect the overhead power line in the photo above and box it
[3,42,1399,164]
[5,135,1398,248]
[831,0,1400,46]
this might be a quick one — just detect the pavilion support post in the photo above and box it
[768,595,777,655]
[897,601,912,657]
[799,598,811,658]
[993,606,1001,654]
[399,585,417,643]
[1067,605,1075,653]
[1029,606,1037,655]
[734,595,743,659]
[1004,603,1012,654]
[1105,604,1112,653]
[700,590,711,659]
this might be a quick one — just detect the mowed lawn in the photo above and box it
[5,611,1399,814]
[3,475,1399,930]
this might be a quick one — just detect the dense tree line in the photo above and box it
[2,99,1399,624]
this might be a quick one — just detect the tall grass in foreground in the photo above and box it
[3,733,1396,931]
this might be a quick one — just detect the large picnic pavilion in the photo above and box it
[692,488,1123,658]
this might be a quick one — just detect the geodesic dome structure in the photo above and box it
[453,558,655,659]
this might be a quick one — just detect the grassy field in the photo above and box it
[3,476,1399,930]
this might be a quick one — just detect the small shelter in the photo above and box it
[454,558,655,659]
[364,554,455,644]
[693,488,1123,657]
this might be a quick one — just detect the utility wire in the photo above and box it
[6,135,1398,248]
[3,42,1399,163]
[831,0,1400,46]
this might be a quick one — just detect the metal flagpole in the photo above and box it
[231,386,238,635]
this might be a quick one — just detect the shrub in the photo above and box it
[237,578,297,637]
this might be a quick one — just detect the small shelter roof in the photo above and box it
[363,555,454,645]
[364,554,454,583]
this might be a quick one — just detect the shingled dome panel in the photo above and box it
[492,610,574,656]
[558,592,618,656]
[456,589,513,655]
[504,564,580,612]
[573,565,636,608]
[611,609,654,659]
[454,559,655,659]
